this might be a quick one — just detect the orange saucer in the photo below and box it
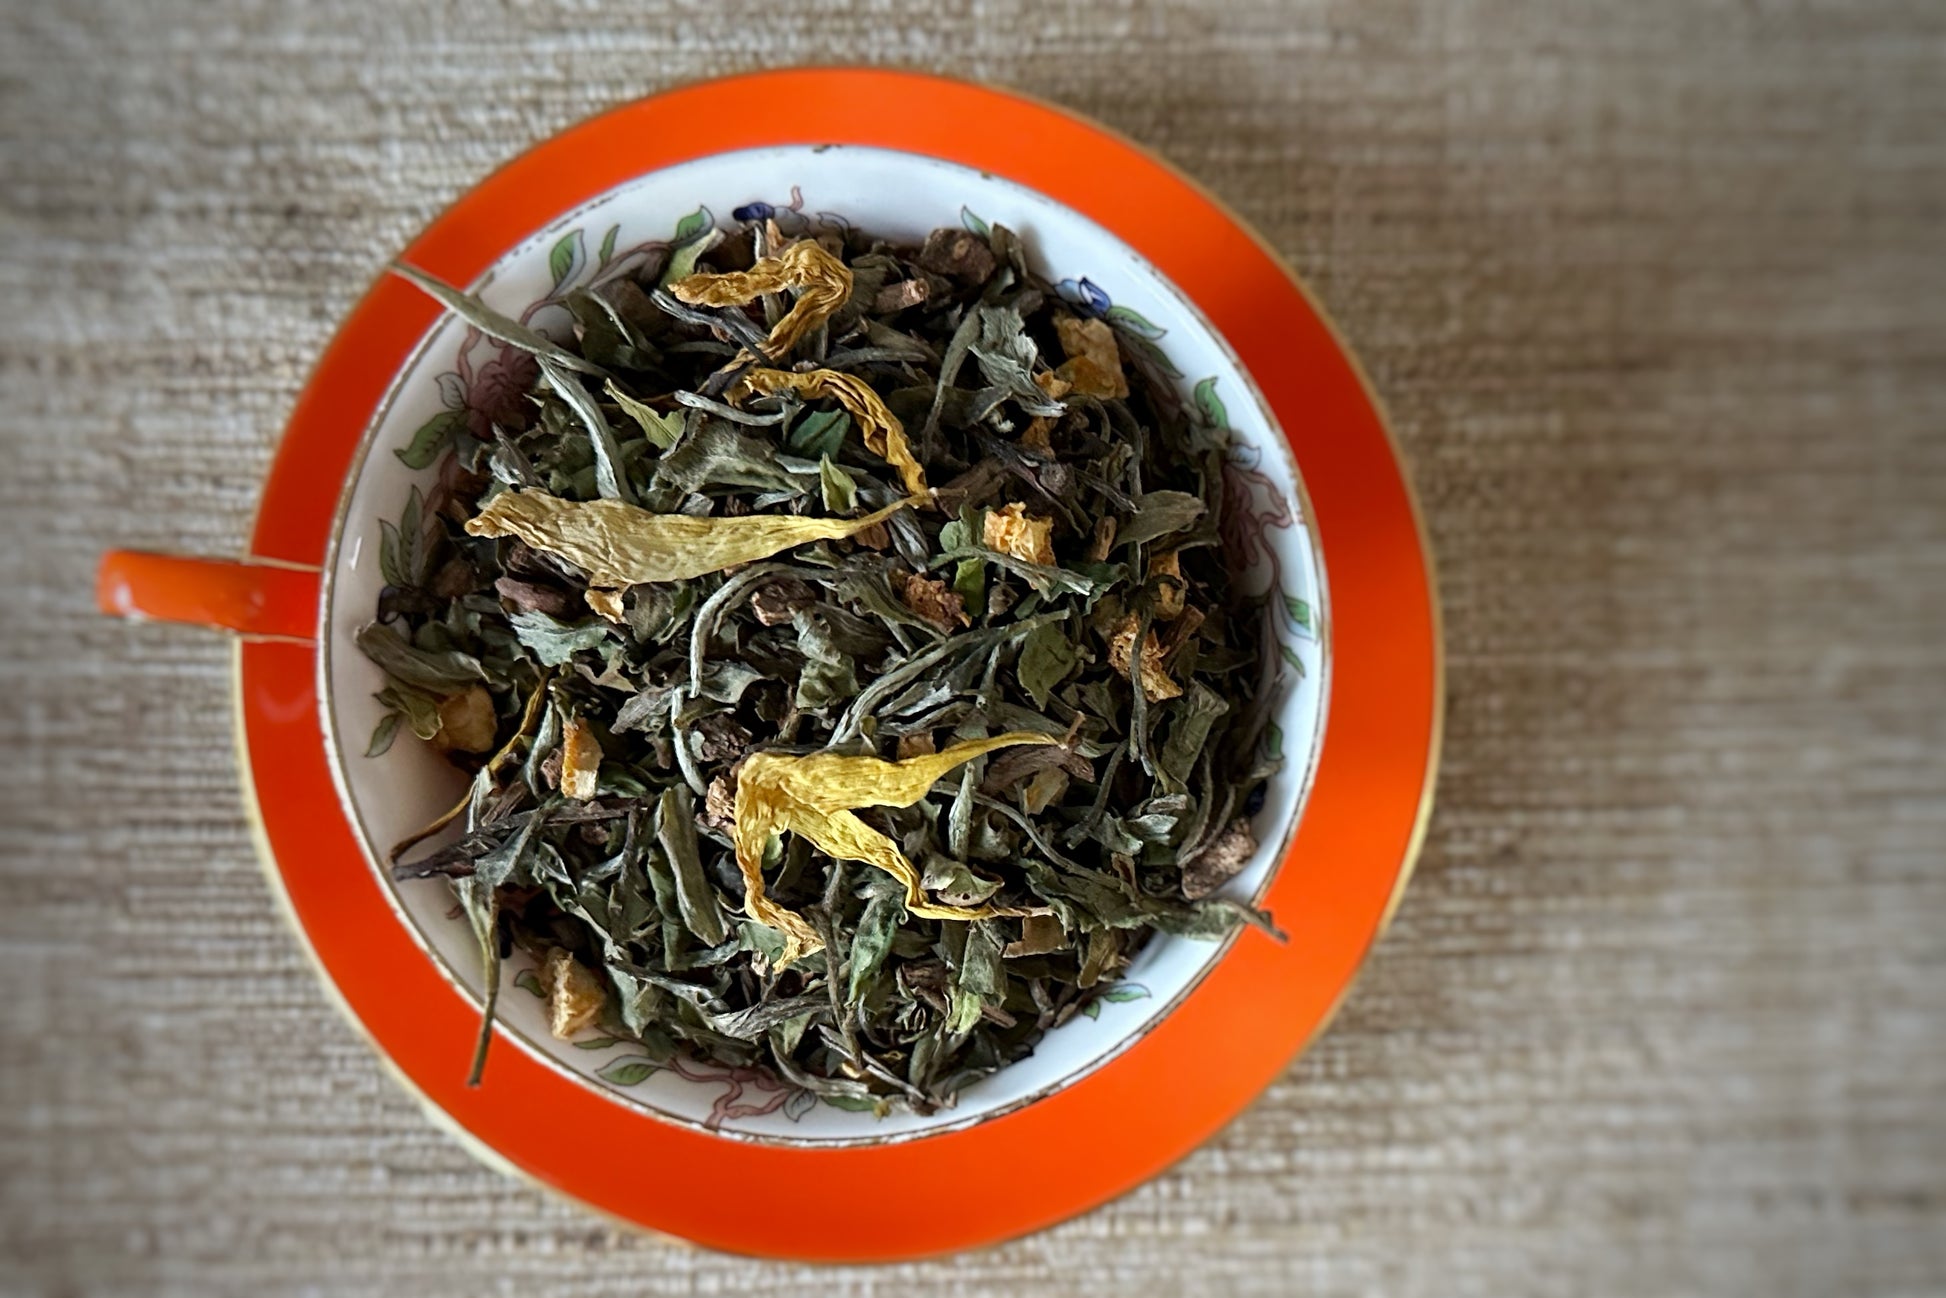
[179,70,1436,1259]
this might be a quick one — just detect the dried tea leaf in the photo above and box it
[1119,490,1207,549]
[1015,620,1080,709]
[541,947,606,1038]
[465,489,915,592]
[819,455,858,513]
[605,381,683,449]
[733,733,1058,964]
[982,502,1057,566]
[389,261,609,378]
[1157,681,1229,794]
[732,367,929,497]
[355,623,486,693]
[538,357,634,505]
[669,239,852,358]
[509,610,612,665]
[1004,913,1068,958]
[656,786,728,947]
[559,715,602,800]
[969,306,1066,418]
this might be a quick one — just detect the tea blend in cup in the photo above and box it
[364,211,1279,1115]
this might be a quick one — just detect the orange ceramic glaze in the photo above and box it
[97,550,319,641]
[212,69,1437,1259]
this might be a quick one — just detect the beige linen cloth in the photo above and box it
[1,2,1941,1294]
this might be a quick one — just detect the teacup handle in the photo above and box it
[96,551,321,643]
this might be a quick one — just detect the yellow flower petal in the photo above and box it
[733,732,1058,965]
[732,367,929,498]
[464,490,916,592]
[669,240,852,359]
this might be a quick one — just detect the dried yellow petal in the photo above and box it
[540,947,605,1038]
[1055,316,1129,399]
[668,239,852,358]
[983,502,1057,566]
[733,733,1058,966]
[560,714,602,800]
[465,490,915,595]
[732,367,929,498]
[1108,615,1183,702]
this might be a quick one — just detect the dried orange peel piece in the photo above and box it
[983,502,1057,565]
[733,732,1059,966]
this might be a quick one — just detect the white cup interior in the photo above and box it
[318,145,1328,1145]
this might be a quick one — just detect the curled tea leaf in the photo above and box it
[389,261,609,378]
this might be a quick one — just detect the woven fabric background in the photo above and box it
[3,2,1943,1294]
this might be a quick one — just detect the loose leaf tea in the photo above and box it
[366,210,1279,1116]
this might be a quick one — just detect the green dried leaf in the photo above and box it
[787,408,850,459]
[389,261,610,377]
[509,610,612,666]
[1157,681,1229,794]
[818,456,858,513]
[1016,620,1080,709]
[656,786,728,947]
[538,357,634,505]
[605,381,683,450]
[1119,490,1208,548]
[355,623,486,692]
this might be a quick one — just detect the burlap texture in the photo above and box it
[2,2,1942,1293]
